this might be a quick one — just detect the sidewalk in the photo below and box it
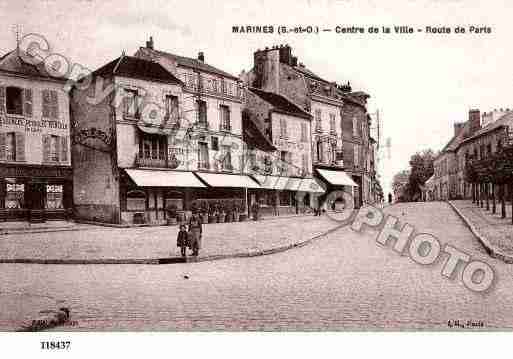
[449,200,513,263]
[0,220,97,235]
[0,215,341,264]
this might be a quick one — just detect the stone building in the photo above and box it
[241,45,377,208]
[0,48,72,222]
[243,87,325,215]
[430,108,513,201]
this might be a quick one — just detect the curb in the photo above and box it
[0,223,343,265]
[447,201,513,264]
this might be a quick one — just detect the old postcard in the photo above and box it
[0,0,512,355]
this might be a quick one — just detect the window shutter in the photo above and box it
[42,90,51,118]
[60,136,68,163]
[42,135,50,162]
[0,133,6,161]
[50,90,59,119]
[0,86,5,115]
[15,132,25,161]
[23,88,33,117]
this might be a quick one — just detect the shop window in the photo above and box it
[279,191,291,206]
[46,184,63,209]
[6,87,23,115]
[126,190,146,211]
[5,179,24,209]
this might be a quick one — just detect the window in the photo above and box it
[1,132,25,162]
[5,179,24,209]
[5,132,15,161]
[315,109,322,131]
[123,89,139,118]
[6,87,23,115]
[329,113,336,133]
[302,154,308,175]
[198,142,209,169]
[139,134,166,161]
[46,184,63,209]
[165,95,179,123]
[197,100,207,126]
[49,135,59,162]
[42,89,59,119]
[219,105,231,131]
[497,140,503,151]
[300,123,307,142]
[316,141,324,163]
[280,151,290,174]
[280,191,292,206]
[487,143,492,156]
[280,117,287,138]
[354,144,359,167]
[211,136,219,151]
[352,116,358,137]
[331,143,337,164]
[221,145,232,170]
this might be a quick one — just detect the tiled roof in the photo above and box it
[93,55,182,84]
[137,47,239,80]
[248,87,312,119]
[0,49,61,80]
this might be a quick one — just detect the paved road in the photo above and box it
[2,201,513,330]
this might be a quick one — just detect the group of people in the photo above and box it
[176,213,203,257]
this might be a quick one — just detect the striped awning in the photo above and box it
[254,175,325,193]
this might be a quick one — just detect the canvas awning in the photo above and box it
[137,124,176,136]
[316,169,359,187]
[254,175,325,193]
[194,172,261,189]
[125,169,206,187]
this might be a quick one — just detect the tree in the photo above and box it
[407,149,436,201]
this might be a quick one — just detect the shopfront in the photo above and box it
[0,164,72,221]
[315,168,359,210]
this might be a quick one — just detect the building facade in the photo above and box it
[0,49,72,222]
[244,87,324,215]
[242,45,376,208]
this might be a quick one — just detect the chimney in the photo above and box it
[279,44,292,65]
[469,109,481,134]
[454,122,465,136]
[198,51,205,62]
[252,46,280,92]
[146,36,154,50]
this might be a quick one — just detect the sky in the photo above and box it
[1,0,511,196]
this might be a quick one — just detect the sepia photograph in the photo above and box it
[0,0,512,355]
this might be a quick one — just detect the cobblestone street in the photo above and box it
[0,216,337,261]
[2,202,513,331]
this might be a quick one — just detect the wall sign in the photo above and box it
[0,116,68,133]
[73,127,112,146]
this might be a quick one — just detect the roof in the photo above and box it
[137,47,239,80]
[242,113,276,152]
[0,49,63,80]
[292,64,329,83]
[462,111,513,143]
[93,55,182,84]
[248,87,312,120]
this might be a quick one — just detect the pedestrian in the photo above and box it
[251,201,260,221]
[188,213,203,256]
[176,224,188,258]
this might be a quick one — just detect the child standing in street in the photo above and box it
[176,224,188,257]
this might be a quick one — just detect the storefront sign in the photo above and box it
[0,116,68,133]
[73,127,112,146]
[0,165,72,179]
[274,139,305,151]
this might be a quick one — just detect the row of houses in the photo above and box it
[0,37,381,225]
[424,108,513,201]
